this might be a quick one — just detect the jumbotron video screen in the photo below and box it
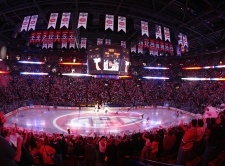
[87,45,130,75]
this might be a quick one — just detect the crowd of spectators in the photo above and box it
[1,50,225,165]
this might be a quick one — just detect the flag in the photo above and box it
[155,25,162,40]
[80,38,87,49]
[97,38,103,45]
[160,40,165,51]
[21,16,30,31]
[183,34,188,52]
[121,41,126,48]
[164,27,170,42]
[141,21,149,37]
[150,38,155,49]
[118,16,126,33]
[28,15,38,31]
[170,43,174,55]
[47,13,58,29]
[60,13,71,29]
[143,38,149,48]
[77,13,88,29]
[155,39,160,51]
[105,14,114,31]
[105,39,111,45]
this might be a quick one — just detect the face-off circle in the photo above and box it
[53,111,144,134]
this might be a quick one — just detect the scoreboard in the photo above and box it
[87,45,129,75]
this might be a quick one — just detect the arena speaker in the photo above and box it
[0,46,7,60]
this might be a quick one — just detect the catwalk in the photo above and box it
[5,106,195,136]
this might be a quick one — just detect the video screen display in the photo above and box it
[120,48,130,74]
[88,45,129,75]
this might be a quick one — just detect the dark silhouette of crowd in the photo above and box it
[0,50,225,165]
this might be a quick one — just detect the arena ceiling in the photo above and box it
[0,0,225,55]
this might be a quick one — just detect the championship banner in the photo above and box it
[48,30,54,49]
[150,49,154,55]
[155,39,160,50]
[143,38,149,48]
[160,40,165,51]
[150,38,155,49]
[60,12,71,29]
[80,38,87,49]
[121,41,126,48]
[77,13,88,29]
[131,45,136,53]
[21,16,30,31]
[138,41,143,54]
[36,31,42,43]
[42,30,49,49]
[105,39,111,45]
[155,25,162,40]
[47,13,58,29]
[118,16,126,33]
[141,21,149,37]
[30,31,36,44]
[28,15,38,31]
[105,14,114,31]
[178,33,183,46]
[61,30,68,48]
[170,43,174,55]
[54,30,61,43]
[97,38,103,45]
[164,27,170,42]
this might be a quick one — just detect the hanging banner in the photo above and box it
[165,42,169,52]
[153,48,158,56]
[68,30,75,43]
[183,34,188,52]
[36,31,42,43]
[164,27,170,42]
[143,38,149,48]
[21,16,30,31]
[28,15,38,31]
[105,14,114,31]
[160,40,165,51]
[48,30,54,49]
[170,43,174,55]
[77,13,88,29]
[60,12,71,29]
[61,30,68,48]
[47,13,58,29]
[121,41,126,48]
[42,30,49,49]
[105,39,111,45]
[80,38,87,49]
[141,21,149,37]
[54,30,61,43]
[138,41,143,54]
[118,16,126,33]
[178,33,183,46]
[30,31,36,44]
[155,25,162,40]
[150,38,155,49]
[177,45,181,56]
[155,40,160,51]
[97,38,103,45]
[131,45,136,53]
